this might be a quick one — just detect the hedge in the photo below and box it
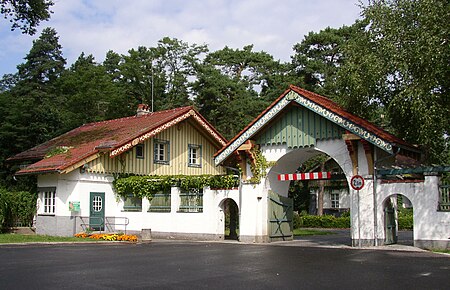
[294,212,350,229]
[0,188,37,232]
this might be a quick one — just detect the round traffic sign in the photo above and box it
[350,175,365,190]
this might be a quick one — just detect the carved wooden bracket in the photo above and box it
[345,139,358,175]
[360,139,374,175]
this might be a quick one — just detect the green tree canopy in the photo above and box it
[1,0,54,35]
[335,0,450,163]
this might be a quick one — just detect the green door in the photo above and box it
[268,191,293,242]
[90,192,105,231]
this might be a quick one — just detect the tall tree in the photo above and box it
[57,53,130,131]
[0,27,64,189]
[336,0,450,163]
[194,45,289,138]
[291,24,363,98]
[156,37,208,109]
[1,0,54,35]
[110,38,207,112]
[0,27,66,155]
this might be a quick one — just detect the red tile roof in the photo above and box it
[10,106,227,175]
[214,85,418,163]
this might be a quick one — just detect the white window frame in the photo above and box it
[39,187,56,215]
[154,139,169,165]
[331,192,339,209]
[188,144,202,168]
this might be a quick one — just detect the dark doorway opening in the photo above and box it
[224,198,239,240]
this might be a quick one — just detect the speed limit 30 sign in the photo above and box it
[350,175,365,190]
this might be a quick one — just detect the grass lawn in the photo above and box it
[0,234,94,244]
[293,228,335,236]
[432,249,450,254]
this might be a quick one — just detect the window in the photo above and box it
[135,144,144,159]
[42,190,56,214]
[154,139,169,164]
[188,144,202,168]
[123,194,142,212]
[438,180,450,211]
[148,191,171,212]
[331,192,339,209]
[179,188,203,213]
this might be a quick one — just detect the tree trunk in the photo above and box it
[317,162,325,216]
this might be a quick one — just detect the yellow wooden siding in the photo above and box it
[87,119,225,176]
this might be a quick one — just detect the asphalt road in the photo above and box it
[0,241,448,290]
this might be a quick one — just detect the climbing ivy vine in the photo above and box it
[248,146,275,184]
[113,174,239,199]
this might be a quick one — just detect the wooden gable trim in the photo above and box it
[214,95,291,166]
[110,109,226,158]
[291,92,393,153]
[215,89,396,166]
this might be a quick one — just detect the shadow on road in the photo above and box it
[293,228,414,248]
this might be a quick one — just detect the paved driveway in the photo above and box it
[0,241,448,289]
[293,229,414,248]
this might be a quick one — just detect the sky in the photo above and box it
[0,0,362,77]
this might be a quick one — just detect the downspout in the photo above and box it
[373,147,400,246]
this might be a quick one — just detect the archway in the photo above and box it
[222,198,239,240]
[265,145,352,246]
[383,194,414,246]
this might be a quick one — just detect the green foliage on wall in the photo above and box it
[248,146,275,184]
[113,174,239,199]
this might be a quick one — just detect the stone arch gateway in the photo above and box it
[214,85,449,249]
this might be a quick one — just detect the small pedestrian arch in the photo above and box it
[219,198,239,240]
[382,194,414,246]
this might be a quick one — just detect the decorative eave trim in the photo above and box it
[190,110,227,147]
[214,95,291,166]
[291,92,393,153]
[215,90,395,166]
[110,109,226,158]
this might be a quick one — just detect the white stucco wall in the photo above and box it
[376,175,450,248]
[36,170,242,239]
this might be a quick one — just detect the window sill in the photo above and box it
[38,213,55,216]
[188,164,202,168]
[122,208,142,212]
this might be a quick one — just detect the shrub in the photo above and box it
[293,212,302,228]
[398,208,413,230]
[299,214,350,229]
[0,188,36,232]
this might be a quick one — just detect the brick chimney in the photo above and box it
[137,104,151,116]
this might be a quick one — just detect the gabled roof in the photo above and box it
[10,106,227,175]
[214,85,419,166]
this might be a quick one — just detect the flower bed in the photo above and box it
[74,232,138,242]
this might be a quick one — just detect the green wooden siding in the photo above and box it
[256,105,343,148]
